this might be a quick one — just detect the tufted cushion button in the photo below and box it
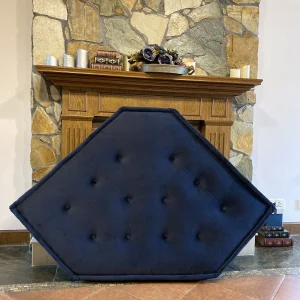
[169,155,175,162]
[125,233,131,240]
[197,233,202,240]
[194,179,200,186]
[161,196,167,204]
[64,205,70,211]
[91,178,97,185]
[125,196,132,203]
[91,234,96,240]
[116,154,123,162]
[162,233,168,241]
[221,205,228,212]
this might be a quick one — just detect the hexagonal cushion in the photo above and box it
[10,107,274,281]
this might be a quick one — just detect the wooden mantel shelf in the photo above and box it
[36,65,262,98]
[36,65,263,160]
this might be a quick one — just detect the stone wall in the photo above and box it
[31,0,260,184]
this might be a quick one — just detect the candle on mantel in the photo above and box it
[46,55,58,66]
[230,69,241,78]
[76,49,88,68]
[63,54,75,67]
[241,65,251,78]
[122,55,130,71]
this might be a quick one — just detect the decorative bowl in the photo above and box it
[142,64,189,75]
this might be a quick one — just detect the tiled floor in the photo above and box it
[0,236,300,299]
[0,275,300,299]
[1,236,300,286]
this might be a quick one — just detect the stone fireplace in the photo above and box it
[31,0,260,184]
[36,65,260,163]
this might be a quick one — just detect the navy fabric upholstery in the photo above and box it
[10,107,275,281]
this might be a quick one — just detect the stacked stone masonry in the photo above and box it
[31,0,260,183]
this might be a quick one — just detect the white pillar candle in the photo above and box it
[76,49,88,68]
[63,54,75,67]
[241,65,251,79]
[230,69,241,78]
[46,55,58,66]
[122,55,130,71]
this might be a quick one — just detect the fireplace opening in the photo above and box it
[92,116,203,132]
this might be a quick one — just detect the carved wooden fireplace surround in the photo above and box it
[36,66,262,160]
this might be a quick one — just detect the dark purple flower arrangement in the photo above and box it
[128,44,194,74]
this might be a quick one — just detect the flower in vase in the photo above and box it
[142,46,158,62]
[158,54,173,65]
[174,58,183,66]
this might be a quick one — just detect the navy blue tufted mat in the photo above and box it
[10,107,275,281]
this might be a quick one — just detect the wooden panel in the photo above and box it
[36,65,263,98]
[201,124,231,159]
[68,90,88,112]
[62,89,98,116]
[67,127,87,153]
[211,98,228,117]
[57,80,237,161]
[210,132,226,153]
[0,230,30,245]
[97,94,202,118]
[202,97,232,122]
[62,119,93,158]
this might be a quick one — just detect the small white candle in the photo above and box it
[63,54,75,67]
[241,65,251,78]
[230,69,241,78]
[46,55,58,66]
[122,55,130,71]
[76,49,88,68]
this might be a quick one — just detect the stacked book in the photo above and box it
[90,50,122,71]
[255,213,293,247]
[256,225,293,247]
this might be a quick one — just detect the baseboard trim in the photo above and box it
[0,230,30,245]
[283,222,300,235]
[0,224,298,246]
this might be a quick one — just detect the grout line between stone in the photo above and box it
[84,286,107,300]
[188,281,260,300]
[271,275,286,300]
[113,287,143,300]
[179,281,200,300]
[2,293,14,300]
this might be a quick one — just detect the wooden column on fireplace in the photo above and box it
[36,66,262,160]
